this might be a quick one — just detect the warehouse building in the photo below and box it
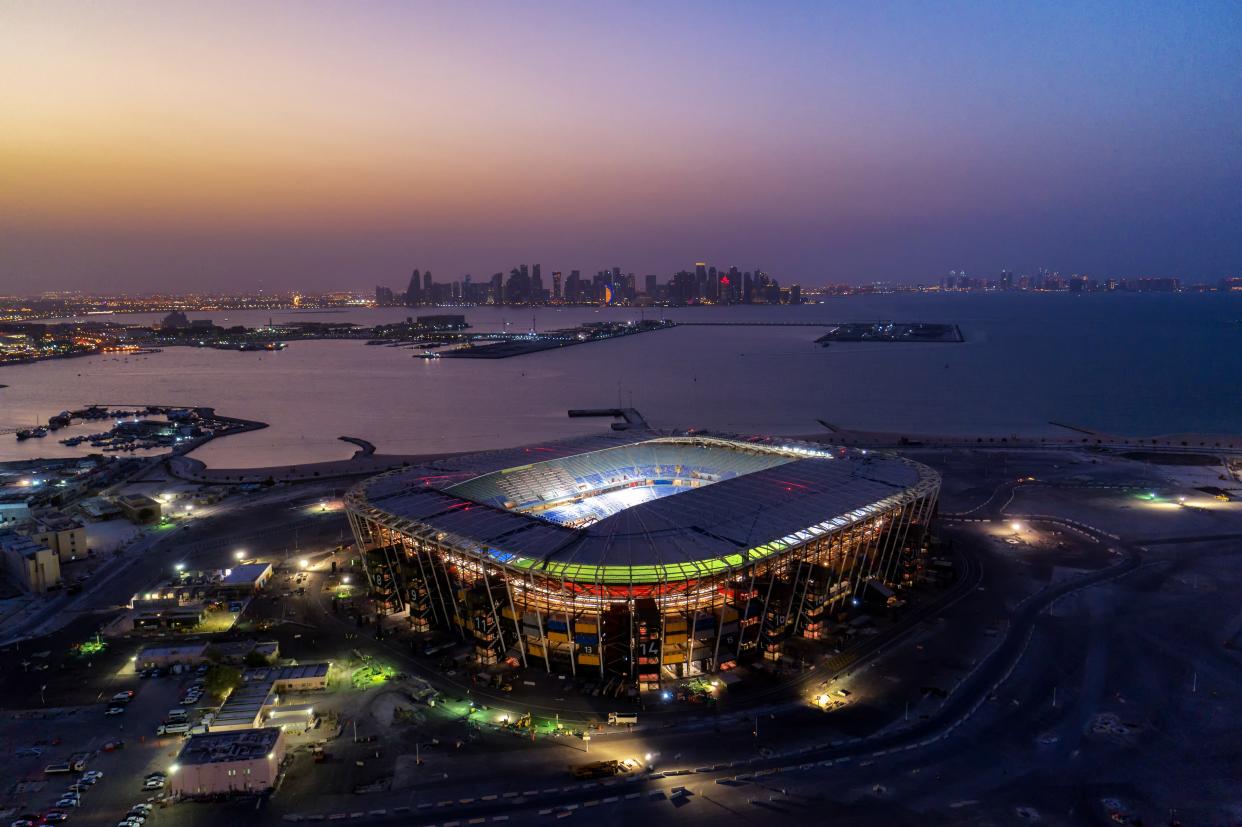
[170,727,285,796]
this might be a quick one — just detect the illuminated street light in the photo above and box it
[174,563,185,572]
[299,558,308,569]
[234,550,246,561]
[342,575,351,584]
[1010,521,1023,533]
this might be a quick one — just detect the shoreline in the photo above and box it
[170,421,1242,486]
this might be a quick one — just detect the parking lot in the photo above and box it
[0,665,225,826]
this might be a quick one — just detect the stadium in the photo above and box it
[345,431,940,686]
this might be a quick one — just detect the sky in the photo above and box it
[1,0,1240,293]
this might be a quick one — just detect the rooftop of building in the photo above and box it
[138,642,209,659]
[221,562,272,586]
[116,493,160,507]
[28,507,83,532]
[175,727,281,766]
[213,683,276,729]
[0,530,51,559]
[351,430,939,573]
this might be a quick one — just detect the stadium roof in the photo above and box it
[352,431,937,579]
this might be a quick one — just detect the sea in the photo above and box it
[1,292,1240,469]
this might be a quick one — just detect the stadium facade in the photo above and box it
[345,431,939,687]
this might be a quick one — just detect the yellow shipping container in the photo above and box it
[547,631,569,644]
[578,654,600,666]
[664,633,688,645]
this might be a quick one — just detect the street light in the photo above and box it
[1010,521,1023,533]
[342,575,350,585]
[299,558,308,569]
[174,562,186,572]
[234,550,246,561]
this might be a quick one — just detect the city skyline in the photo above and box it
[2,1,1240,293]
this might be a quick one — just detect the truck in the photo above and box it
[157,722,190,736]
[607,712,638,726]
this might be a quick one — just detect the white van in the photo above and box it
[167,708,188,720]
[607,712,638,726]
[157,722,190,736]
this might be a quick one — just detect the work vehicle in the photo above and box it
[607,712,638,726]
[156,722,189,736]
[571,760,624,779]
[569,758,641,779]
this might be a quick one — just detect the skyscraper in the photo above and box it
[406,270,421,305]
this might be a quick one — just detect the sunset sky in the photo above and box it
[2,1,1240,292]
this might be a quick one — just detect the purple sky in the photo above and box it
[2,1,1240,293]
